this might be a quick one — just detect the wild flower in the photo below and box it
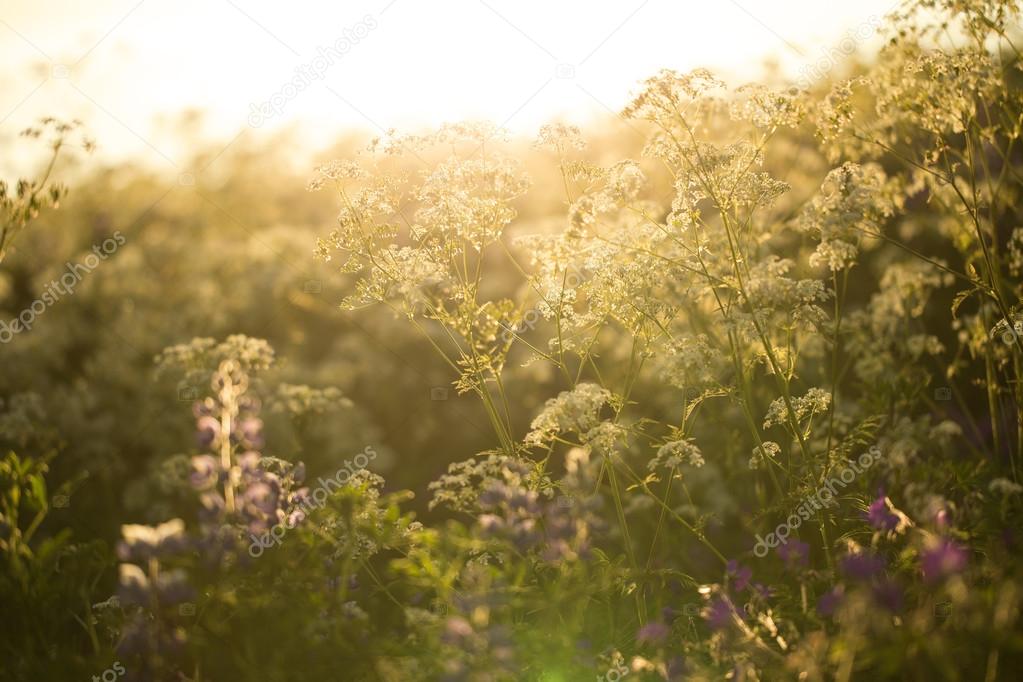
[920,538,968,582]
[816,586,844,617]
[703,596,738,631]
[762,387,831,430]
[749,441,780,470]
[865,494,900,531]
[524,383,614,448]
[726,560,752,592]
[840,551,885,581]
[9,2,1023,678]
[0,118,93,264]
[796,162,894,271]
[777,539,810,568]
[650,438,705,471]
[636,620,671,645]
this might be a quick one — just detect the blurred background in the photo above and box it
[1,0,893,165]
[0,0,892,543]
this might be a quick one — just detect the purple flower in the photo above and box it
[196,415,221,450]
[816,586,844,617]
[920,539,968,582]
[777,539,810,568]
[478,514,504,534]
[726,560,752,592]
[235,417,264,449]
[840,551,885,581]
[190,455,220,490]
[866,495,899,531]
[155,569,195,605]
[237,450,261,473]
[198,491,225,522]
[872,579,903,613]
[478,483,509,508]
[285,507,306,527]
[241,481,278,517]
[636,620,671,645]
[703,597,736,631]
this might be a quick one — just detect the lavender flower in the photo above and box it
[777,539,809,568]
[189,455,220,490]
[866,494,899,531]
[816,586,844,617]
[726,560,752,591]
[704,596,736,631]
[920,539,968,582]
[195,415,220,450]
[840,551,885,581]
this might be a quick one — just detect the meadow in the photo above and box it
[2,1,1023,679]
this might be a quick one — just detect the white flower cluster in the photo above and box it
[749,441,781,470]
[649,439,705,471]
[797,163,894,271]
[763,388,832,430]
[525,383,613,448]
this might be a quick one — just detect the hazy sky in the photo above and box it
[1,0,895,169]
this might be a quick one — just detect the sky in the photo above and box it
[0,0,895,171]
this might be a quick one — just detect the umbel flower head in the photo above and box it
[649,438,705,471]
[525,383,614,448]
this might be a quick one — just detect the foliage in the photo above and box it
[3,1,1023,680]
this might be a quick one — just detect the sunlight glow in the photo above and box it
[1,0,894,164]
